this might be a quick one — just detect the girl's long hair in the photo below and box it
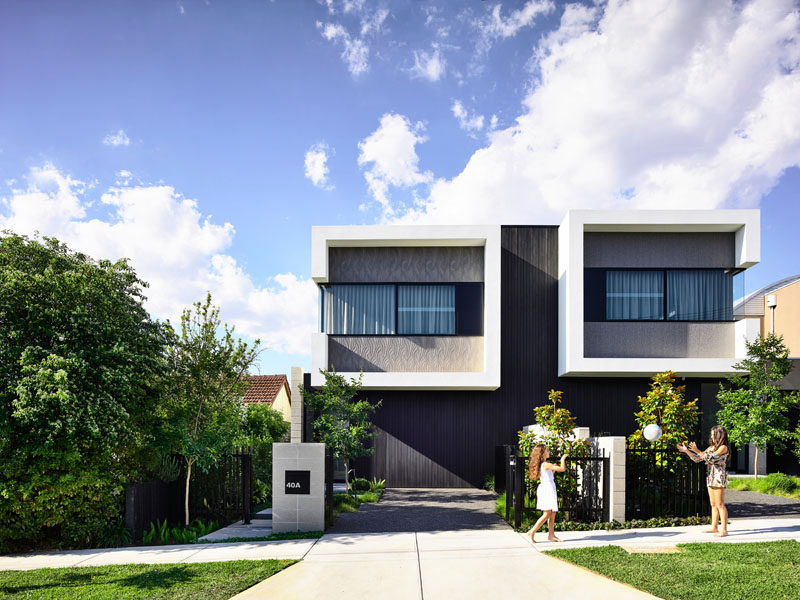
[709,426,729,454]
[528,444,547,481]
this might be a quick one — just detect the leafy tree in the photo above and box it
[242,401,290,502]
[301,369,381,491]
[519,389,591,506]
[0,233,169,551]
[717,333,800,478]
[159,293,259,525]
[627,371,700,449]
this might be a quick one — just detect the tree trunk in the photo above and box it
[344,458,350,494]
[185,459,193,527]
[753,445,759,480]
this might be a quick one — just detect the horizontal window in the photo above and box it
[586,269,733,322]
[321,283,482,335]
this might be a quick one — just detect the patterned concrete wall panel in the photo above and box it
[584,321,734,358]
[328,247,484,282]
[584,232,735,268]
[328,336,484,372]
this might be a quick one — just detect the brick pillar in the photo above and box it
[593,436,626,522]
[290,366,304,443]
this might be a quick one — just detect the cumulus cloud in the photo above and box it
[451,100,485,134]
[0,164,318,356]
[304,142,334,189]
[317,20,370,75]
[102,129,130,147]
[357,113,433,216]
[360,7,389,36]
[390,0,800,226]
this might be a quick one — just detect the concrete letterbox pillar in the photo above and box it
[272,442,325,533]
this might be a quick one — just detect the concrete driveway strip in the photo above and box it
[232,532,422,600]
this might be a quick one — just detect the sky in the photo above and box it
[1,0,799,377]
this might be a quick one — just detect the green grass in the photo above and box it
[332,488,384,517]
[0,559,294,600]
[203,531,323,543]
[728,473,800,499]
[547,540,800,600]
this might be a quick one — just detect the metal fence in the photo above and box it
[184,447,253,524]
[625,442,709,520]
[499,444,609,527]
[325,447,334,528]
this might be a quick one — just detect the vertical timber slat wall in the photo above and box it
[327,227,722,487]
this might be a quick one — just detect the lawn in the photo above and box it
[0,559,294,600]
[547,540,800,600]
[728,473,800,500]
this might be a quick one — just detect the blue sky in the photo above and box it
[1,0,799,377]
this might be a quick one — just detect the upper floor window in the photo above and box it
[321,283,482,335]
[586,268,733,322]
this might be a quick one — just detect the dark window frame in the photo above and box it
[584,267,737,323]
[320,281,484,336]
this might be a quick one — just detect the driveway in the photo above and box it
[326,488,509,533]
[726,488,800,519]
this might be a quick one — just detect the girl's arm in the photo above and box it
[676,443,702,462]
[543,453,570,473]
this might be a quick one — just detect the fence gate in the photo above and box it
[626,442,709,520]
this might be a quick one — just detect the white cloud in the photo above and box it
[317,20,370,76]
[357,113,433,216]
[361,7,389,36]
[390,0,800,226]
[304,142,334,189]
[451,100,485,134]
[410,46,446,82]
[0,165,319,356]
[480,0,555,39]
[102,129,130,147]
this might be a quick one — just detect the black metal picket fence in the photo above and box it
[625,442,709,520]
[499,444,609,528]
[189,447,254,525]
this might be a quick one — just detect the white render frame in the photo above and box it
[310,224,501,390]
[558,209,761,377]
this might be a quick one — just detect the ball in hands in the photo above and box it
[643,424,663,442]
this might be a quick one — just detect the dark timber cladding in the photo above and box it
[330,226,722,488]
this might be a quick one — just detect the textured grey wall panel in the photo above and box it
[328,336,484,372]
[584,233,735,268]
[328,247,484,282]
[584,321,734,358]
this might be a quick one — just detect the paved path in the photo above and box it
[198,508,273,541]
[726,489,800,519]
[327,488,508,533]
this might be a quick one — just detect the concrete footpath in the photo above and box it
[2,518,798,599]
[232,518,800,600]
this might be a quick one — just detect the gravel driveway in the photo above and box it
[725,488,800,519]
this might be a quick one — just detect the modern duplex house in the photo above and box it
[305,210,761,487]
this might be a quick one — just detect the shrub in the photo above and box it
[483,474,495,492]
[368,478,386,493]
[763,473,798,494]
[359,491,380,503]
[351,477,371,492]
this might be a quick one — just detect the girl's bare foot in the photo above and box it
[527,529,536,543]
[547,535,562,542]
[702,529,718,533]
[715,532,728,537]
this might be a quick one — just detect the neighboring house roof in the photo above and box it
[242,374,291,406]
[735,274,800,317]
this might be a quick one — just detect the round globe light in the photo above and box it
[643,424,663,442]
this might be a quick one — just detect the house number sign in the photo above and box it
[284,470,310,494]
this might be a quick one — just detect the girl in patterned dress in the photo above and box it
[677,425,730,537]
[526,444,569,543]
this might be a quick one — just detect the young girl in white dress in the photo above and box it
[526,443,569,543]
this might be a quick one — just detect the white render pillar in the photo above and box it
[272,443,325,533]
[290,366,304,443]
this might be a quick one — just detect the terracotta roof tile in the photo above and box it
[242,374,290,406]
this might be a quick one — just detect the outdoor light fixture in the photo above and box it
[767,294,777,334]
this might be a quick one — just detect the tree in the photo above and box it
[242,401,290,502]
[0,233,170,551]
[159,293,259,525]
[627,371,700,449]
[301,369,381,491]
[518,389,591,505]
[717,333,800,478]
